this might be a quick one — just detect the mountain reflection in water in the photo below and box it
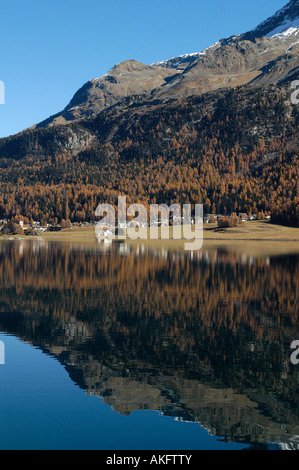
[0,238,298,449]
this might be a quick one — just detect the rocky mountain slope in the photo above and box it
[0,1,298,226]
[36,60,177,127]
[153,32,299,99]
[31,0,299,128]
[242,0,299,39]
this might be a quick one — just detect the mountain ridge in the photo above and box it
[0,1,298,227]
[30,0,299,130]
[242,0,299,39]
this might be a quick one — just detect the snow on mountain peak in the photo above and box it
[154,2,298,70]
[245,0,299,39]
[152,42,221,69]
[267,18,299,37]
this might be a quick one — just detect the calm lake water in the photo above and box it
[0,238,298,450]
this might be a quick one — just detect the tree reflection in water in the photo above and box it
[0,239,298,448]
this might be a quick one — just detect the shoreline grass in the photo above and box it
[1,221,298,256]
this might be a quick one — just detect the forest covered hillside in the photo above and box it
[0,1,298,227]
[0,84,298,227]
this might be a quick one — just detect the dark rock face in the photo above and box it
[242,0,299,40]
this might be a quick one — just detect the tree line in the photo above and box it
[0,85,297,226]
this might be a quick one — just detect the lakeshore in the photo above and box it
[2,221,298,256]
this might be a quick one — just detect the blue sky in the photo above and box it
[0,0,287,138]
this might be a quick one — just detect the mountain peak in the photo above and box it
[242,0,299,40]
[35,59,177,128]
[35,1,299,129]
[109,59,154,74]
